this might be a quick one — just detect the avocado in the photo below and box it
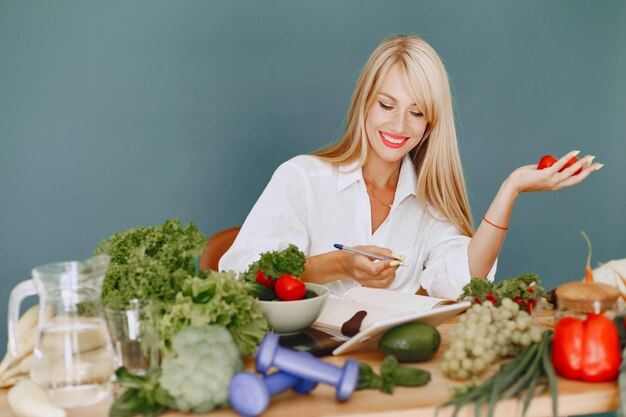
[378,322,441,362]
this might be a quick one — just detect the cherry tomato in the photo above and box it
[537,154,581,175]
[274,274,306,301]
[256,269,275,288]
[537,155,558,170]
[562,156,583,175]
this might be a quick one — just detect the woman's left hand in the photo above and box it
[506,151,601,195]
[469,150,601,279]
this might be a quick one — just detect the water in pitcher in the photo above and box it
[30,315,117,408]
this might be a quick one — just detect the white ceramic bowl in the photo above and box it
[256,283,329,335]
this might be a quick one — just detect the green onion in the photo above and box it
[438,330,557,417]
[541,332,559,417]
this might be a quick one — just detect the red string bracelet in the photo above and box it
[483,216,509,231]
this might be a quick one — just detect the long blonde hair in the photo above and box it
[314,35,474,237]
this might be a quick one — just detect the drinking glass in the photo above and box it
[104,299,160,375]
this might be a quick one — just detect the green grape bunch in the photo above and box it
[441,299,543,381]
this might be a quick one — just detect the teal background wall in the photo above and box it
[1,0,624,374]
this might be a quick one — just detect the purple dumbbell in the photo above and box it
[256,332,359,402]
[229,370,317,417]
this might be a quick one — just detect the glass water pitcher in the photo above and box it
[8,255,117,408]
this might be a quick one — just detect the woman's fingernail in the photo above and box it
[391,252,406,261]
[586,155,596,165]
[572,150,581,156]
[389,260,401,267]
[595,163,604,171]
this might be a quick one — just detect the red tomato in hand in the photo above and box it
[537,155,558,170]
[256,269,275,288]
[537,154,582,175]
[274,274,306,301]
[562,156,582,175]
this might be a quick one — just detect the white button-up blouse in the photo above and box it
[219,154,496,299]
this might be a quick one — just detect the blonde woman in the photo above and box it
[219,35,600,299]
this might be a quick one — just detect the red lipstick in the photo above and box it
[379,131,410,149]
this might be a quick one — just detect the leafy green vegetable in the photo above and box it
[357,356,430,394]
[94,219,206,310]
[494,274,543,303]
[458,274,543,307]
[159,270,268,357]
[159,325,243,413]
[109,367,173,417]
[458,277,495,303]
[241,244,306,283]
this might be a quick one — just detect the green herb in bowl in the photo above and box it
[242,244,312,302]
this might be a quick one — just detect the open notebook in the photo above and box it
[312,287,470,355]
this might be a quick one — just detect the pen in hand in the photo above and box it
[333,244,407,267]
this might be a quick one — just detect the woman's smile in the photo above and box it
[379,131,410,149]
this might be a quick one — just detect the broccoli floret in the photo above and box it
[159,325,243,413]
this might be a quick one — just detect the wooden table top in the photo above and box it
[0,311,619,417]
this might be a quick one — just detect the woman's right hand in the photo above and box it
[339,245,400,288]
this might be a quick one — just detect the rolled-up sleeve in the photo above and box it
[418,217,497,300]
[218,161,310,274]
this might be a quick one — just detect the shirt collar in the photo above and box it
[336,159,364,192]
[336,155,417,199]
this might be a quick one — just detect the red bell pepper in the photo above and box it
[552,313,621,382]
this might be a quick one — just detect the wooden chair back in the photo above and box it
[199,226,241,271]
